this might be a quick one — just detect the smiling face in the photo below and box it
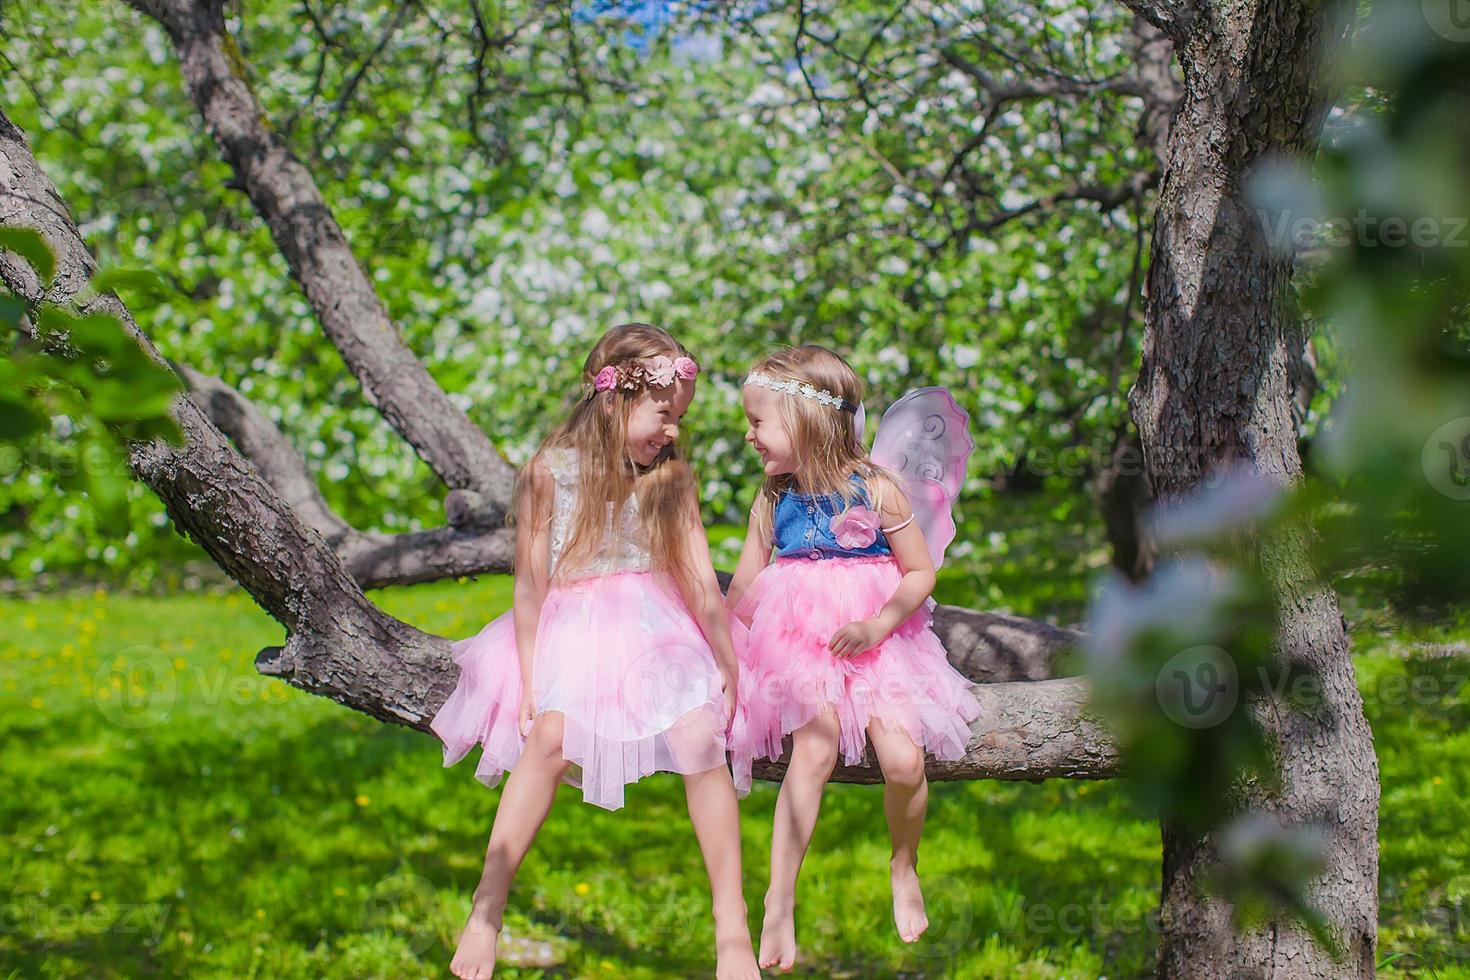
[625,378,695,467]
[742,383,797,476]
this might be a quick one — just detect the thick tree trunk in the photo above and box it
[1097,423,1155,581]
[1122,0,1379,974]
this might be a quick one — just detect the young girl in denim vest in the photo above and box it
[725,344,981,972]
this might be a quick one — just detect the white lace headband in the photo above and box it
[743,371,860,413]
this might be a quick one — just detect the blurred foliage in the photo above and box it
[1080,0,1470,954]
[0,0,1158,584]
[0,228,183,539]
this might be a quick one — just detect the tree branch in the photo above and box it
[1112,0,1200,43]
[755,676,1119,783]
[1,105,454,728]
[177,366,516,588]
[121,0,516,521]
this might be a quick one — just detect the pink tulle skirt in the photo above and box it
[727,555,981,796]
[430,570,730,810]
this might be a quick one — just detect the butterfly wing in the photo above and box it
[868,386,975,568]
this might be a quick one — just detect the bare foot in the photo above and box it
[757,890,797,972]
[714,899,761,980]
[890,860,929,943]
[450,897,503,979]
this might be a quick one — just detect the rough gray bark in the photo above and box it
[931,604,1081,682]
[121,0,516,522]
[2,108,1112,782]
[1118,0,1379,974]
[180,366,516,588]
[1096,424,1155,581]
[755,675,1119,784]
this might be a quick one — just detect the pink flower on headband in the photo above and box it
[830,505,880,549]
[674,355,699,380]
[645,355,676,387]
[593,365,618,391]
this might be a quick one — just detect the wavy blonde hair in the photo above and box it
[746,345,907,544]
[514,323,701,604]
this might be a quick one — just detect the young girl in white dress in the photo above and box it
[430,323,760,979]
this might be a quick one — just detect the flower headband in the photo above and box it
[743,371,859,413]
[587,354,699,397]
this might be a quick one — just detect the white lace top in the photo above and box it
[543,446,653,580]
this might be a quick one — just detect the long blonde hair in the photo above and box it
[747,345,906,543]
[514,323,701,604]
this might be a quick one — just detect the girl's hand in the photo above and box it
[517,690,537,738]
[828,618,887,658]
[719,666,738,727]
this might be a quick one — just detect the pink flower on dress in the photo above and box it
[645,355,676,387]
[830,505,880,549]
[674,355,699,380]
[593,365,618,391]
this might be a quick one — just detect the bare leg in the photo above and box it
[450,711,570,980]
[682,765,761,980]
[868,720,930,943]
[760,710,840,972]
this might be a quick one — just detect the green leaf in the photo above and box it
[0,392,47,441]
[0,291,29,331]
[88,267,172,302]
[82,432,131,531]
[0,226,56,286]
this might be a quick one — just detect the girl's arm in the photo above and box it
[828,476,936,658]
[678,495,743,722]
[723,500,773,627]
[513,455,554,731]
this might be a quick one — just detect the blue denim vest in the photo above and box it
[772,474,894,560]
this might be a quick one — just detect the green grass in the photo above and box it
[2,577,1467,978]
